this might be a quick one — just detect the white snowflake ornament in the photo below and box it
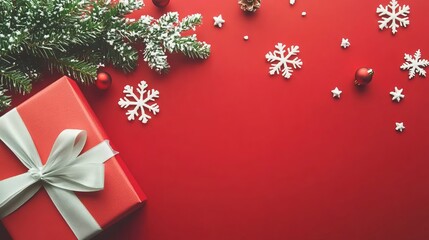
[376,0,410,35]
[265,43,303,79]
[341,38,350,49]
[395,122,405,132]
[400,49,429,79]
[118,81,160,124]
[389,87,405,102]
[331,87,342,98]
[213,14,225,28]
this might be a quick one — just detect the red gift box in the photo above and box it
[0,76,146,239]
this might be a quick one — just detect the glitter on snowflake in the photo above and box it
[118,81,160,124]
[376,0,410,35]
[400,49,429,79]
[265,43,303,79]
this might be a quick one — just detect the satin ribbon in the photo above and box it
[0,108,117,240]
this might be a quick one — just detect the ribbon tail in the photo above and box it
[44,185,102,240]
[75,140,118,164]
[0,108,43,169]
[0,173,40,218]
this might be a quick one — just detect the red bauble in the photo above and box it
[152,0,170,8]
[354,67,374,86]
[95,71,112,90]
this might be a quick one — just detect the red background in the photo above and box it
[2,0,429,239]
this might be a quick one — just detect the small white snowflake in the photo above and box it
[376,0,410,35]
[341,38,350,48]
[118,81,160,124]
[389,86,405,102]
[290,0,296,5]
[395,122,405,132]
[213,14,225,28]
[265,43,303,79]
[331,87,342,98]
[400,49,429,79]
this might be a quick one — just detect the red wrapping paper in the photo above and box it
[0,76,146,239]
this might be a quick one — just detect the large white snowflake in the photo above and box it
[376,0,410,35]
[118,81,160,124]
[265,43,303,79]
[400,49,429,79]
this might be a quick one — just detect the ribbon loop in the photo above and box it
[0,108,117,240]
[44,129,87,174]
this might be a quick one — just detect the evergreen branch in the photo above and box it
[73,46,105,66]
[13,57,42,81]
[172,36,211,59]
[107,0,144,16]
[0,84,11,112]
[0,1,13,11]
[179,14,203,31]
[0,0,211,113]
[158,12,179,26]
[0,67,32,94]
[138,15,154,28]
[139,12,211,72]
[48,57,98,84]
[0,31,27,57]
[104,39,138,72]
[22,42,62,59]
[143,43,169,72]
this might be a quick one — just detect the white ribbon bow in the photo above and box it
[0,109,117,240]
